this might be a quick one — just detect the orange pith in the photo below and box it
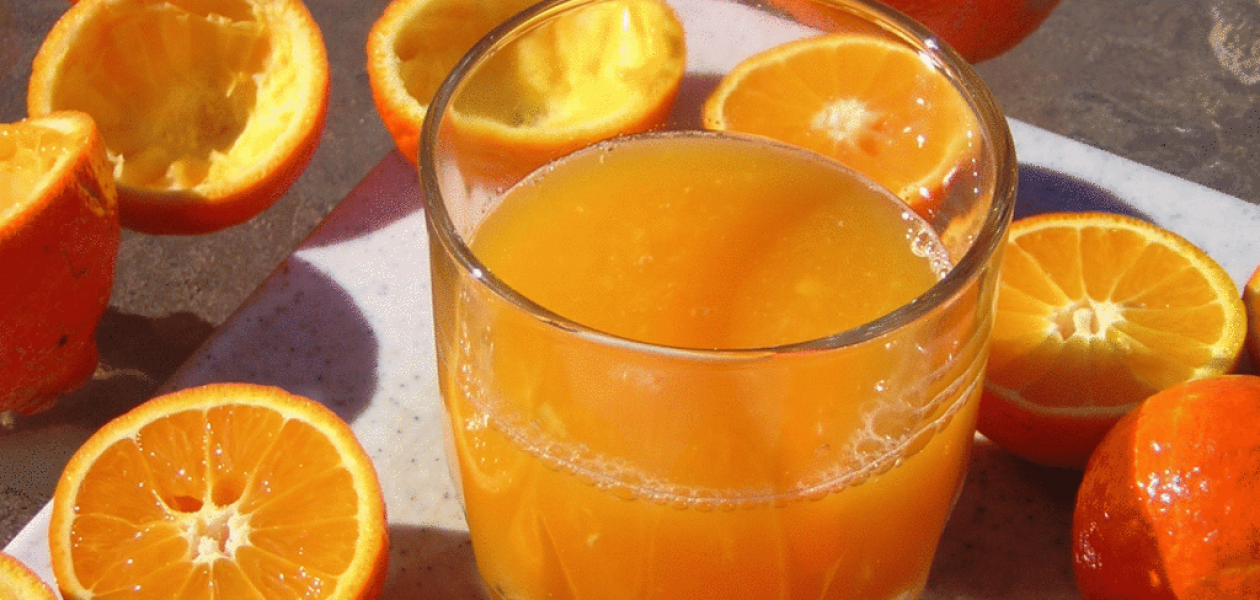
[1,110,119,415]
[1073,374,1260,600]
[48,383,388,600]
[977,211,1246,469]
[28,0,330,235]
[702,33,979,216]
[0,553,58,600]
[366,0,540,165]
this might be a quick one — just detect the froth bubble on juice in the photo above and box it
[441,131,984,600]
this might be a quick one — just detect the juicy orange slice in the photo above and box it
[702,33,979,214]
[28,0,330,235]
[1,111,118,416]
[978,211,1246,468]
[48,383,388,600]
[366,0,540,165]
[0,553,58,600]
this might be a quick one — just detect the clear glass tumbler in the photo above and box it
[421,1,1016,598]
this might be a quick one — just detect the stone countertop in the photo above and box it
[2,0,1259,592]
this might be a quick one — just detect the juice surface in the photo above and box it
[440,132,984,600]
[471,131,947,349]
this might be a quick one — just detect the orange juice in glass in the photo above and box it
[421,1,1016,598]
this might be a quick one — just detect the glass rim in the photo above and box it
[420,0,1017,358]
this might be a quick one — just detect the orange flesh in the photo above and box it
[67,405,362,599]
[440,132,986,599]
[704,35,979,212]
[989,217,1241,411]
[0,123,74,220]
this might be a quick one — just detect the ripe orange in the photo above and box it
[1244,263,1260,366]
[977,212,1246,469]
[0,553,58,600]
[702,33,980,217]
[1073,374,1260,600]
[1,111,119,416]
[882,0,1061,63]
[366,0,539,165]
[368,0,686,182]
[48,383,388,600]
[770,0,1060,63]
[28,0,330,235]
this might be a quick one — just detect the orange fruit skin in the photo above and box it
[1,111,119,415]
[28,0,330,235]
[1245,263,1260,367]
[1073,375,1260,600]
[771,0,1060,63]
[0,552,58,600]
[976,387,1118,470]
[882,0,1061,63]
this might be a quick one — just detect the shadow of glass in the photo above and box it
[169,258,381,424]
[301,150,424,250]
[384,524,491,599]
[1014,164,1151,221]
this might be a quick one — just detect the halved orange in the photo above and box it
[368,0,686,181]
[978,212,1246,469]
[366,0,539,165]
[1,110,119,416]
[49,383,388,600]
[0,552,58,600]
[28,0,330,235]
[702,33,979,215]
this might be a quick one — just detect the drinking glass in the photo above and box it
[421,1,1016,598]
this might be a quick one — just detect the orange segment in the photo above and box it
[366,0,541,165]
[1,111,119,415]
[28,0,330,235]
[49,383,388,600]
[978,211,1246,468]
[0,553,58,600]
[702,33,980,215]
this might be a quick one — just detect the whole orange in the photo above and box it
[882,0,1061,62]
[1,111,119,415]
[1072,375,1260,599]
[771,0,1060,63]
